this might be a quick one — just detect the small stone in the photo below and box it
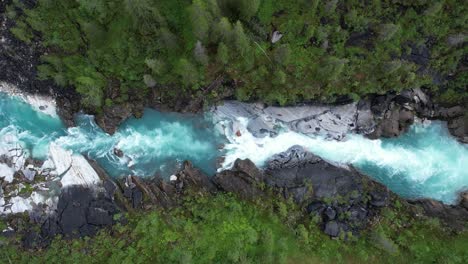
[21,169,36,182]
[325,207,337,220]
[169,175,177,181]
[306,201,325,215]
[370,191,389,207]
[113,148,124,158]
[324,221,341,237]
[271,31,283,43]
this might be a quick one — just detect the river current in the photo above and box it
[1,92,467,204]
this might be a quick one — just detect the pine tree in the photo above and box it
[233,21,249,56]
[123,0,153,25]
[190,0,210,42]
[175,58,198,88]
[217,42,229,65]
[213,17,232,43]
[238,0,260,19]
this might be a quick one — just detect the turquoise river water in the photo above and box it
[1,92,467,204]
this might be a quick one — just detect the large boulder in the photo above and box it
[265,146,364,204]
[175,161,217,194]
[264,146,391,237]
[53,186,119,238]
[446,114,467,144]
[369,88,467,143]
[96,104,133,135]
[213,159,265,200]
[212,100,365,140]
[369,99,415,138]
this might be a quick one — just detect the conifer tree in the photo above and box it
[213,17,232,43]
[238,0,260,19]
[217,42,229,65]
[233,21,249,56]
[190,0,211,42]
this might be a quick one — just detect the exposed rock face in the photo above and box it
[368,88,467,142]
[213,159,265,200]
[17,186,121,248]
[212,100,372,140]
[265,146,391,237]
[176,161,217,194]
[264,146,367,204]
[53,186,119,238]
[212,146,391,238]
[460,192,468,210]
[0,140,122,247]
[96,104,134,135]
[213,87,466,143]
[49,144,101,188]
[118,161,217,210]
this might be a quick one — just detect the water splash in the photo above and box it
[221,118,468,204]
[0,92,223,178]
[1,92,467,204]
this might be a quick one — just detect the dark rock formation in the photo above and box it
[15,186,121,248]
[55,187,119,238]
[213,159,265,200]
[368,88,467,143]
[118,161,217,210]
[96,104,134,135]
[460,192,468,210]
[263,146,390,237]
[176,161,218,194]
[113,148,124,158]
[265,146,365,205]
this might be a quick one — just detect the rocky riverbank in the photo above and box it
[211,88,467,144]
[1,137,467,248]
[1,0,466,140]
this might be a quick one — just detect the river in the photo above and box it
[1,92,467,204]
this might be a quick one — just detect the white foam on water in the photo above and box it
[1,90,466,204]
[220,118,468,204]
[0,82,57,117]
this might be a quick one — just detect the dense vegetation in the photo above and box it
[1,193,467,263]
[6,0,467,111]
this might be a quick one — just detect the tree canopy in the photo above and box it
[8,0,467,110]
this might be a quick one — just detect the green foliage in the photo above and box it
[2,194,467,264]
[217,42,229,65]
[8,0,467,110]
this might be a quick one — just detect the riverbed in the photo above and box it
[1,92,467,204]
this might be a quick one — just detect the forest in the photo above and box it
[2,193,468,263]
[6,0,467,111]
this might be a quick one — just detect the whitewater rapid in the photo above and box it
[220,117,468,203]
[1,91,467,204]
